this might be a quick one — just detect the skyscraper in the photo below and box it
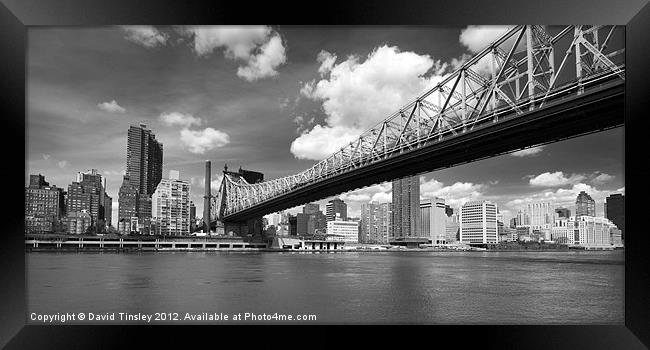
[119,123,163,234]
[326,198,347,221]
[575,191,596,217]
[25,174,65,234]
[117,175,139,234]
[360,202,381,244]
[605,193,625,239]
[391,175,421,239]
[151,170,191,236]
[460,200,498,245]
[555,207,571,219]
[420,197,447,244]
[67,169,110,233]
[527,201,553,230]
[303,203,320,215]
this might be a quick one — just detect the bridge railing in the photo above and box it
[219,25,625,217]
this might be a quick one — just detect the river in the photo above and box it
[26,250,624,324]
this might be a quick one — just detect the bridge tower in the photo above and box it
[216,165,265,238]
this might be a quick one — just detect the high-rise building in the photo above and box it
[104,193,112,228]
[326,198,347,221]
[151,170,191,236]
[509,217,518,229]
[326,220,359,243]
[555,207,571,219]
[72,169,111,232]
[117,175,139,234]
[391,175,421,239]
[25,174,65,234]
[189,201,196,232]
[303,203,320,215]
[516,208,530,226]
[360,202,381,244]
[445,205,454,217]
[571,216,615,247]
[460,200,498,245]
[67,179,102,233]
[296,213,310,235]
[420,198,446,244]
[575,191,596,217]
[527,201,553,230]
[445,214,460,243]
[119,123,163,234]
[604,193,624,239]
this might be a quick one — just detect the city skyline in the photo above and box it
[26,26,624,226]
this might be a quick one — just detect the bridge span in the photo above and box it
[213,25,625,234]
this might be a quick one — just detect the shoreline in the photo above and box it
[25,247,622,253]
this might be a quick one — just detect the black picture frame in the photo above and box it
[1,0,648,348]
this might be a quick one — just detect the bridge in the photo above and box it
[214,25,625,235]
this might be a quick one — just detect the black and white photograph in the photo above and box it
[2,0,650,347]
[24,24,626,324]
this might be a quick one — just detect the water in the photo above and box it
[26,250,624,324]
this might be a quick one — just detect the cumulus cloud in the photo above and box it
[121,26,168,48]
[180,26,287,81]
[290,125,361,160]
[529,171,586,187]
[459,25,515,53]
[98,100,126,113]
[292,115,315,135]
[193,175,224,191]
[420,178,486,209]
[180,128,230,154]
[182,25,270,58]
[237,34,287,81]
[338,183,392,206]
[159,112,202,128]
[591,172,614,185]
[505,183,616,216]
[291,45,447,160]
[317,50,337,76]
[511,146,544,157]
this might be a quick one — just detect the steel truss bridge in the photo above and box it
[216,25,625,225]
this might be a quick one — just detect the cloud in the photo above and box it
[420,178,486,209]
[529,171,586,187]
[317,50,337,76]
[338,183,392,206]
[58,160,68,168]
[159,112,202,128]
[291,45,447,160]
[179,26,287,81]
[237,34,287,81]
[97,100,126,113]
[42,154,51,160]
[180,128,230,154]
[459,25,515,53]
[591,172,614,185]
[121,26,168,48]
[505,183,616,216]
[511,146,544,157]
[290,125,361,160]
[193,175,224,191]
[182,25,271,58]
[292,115,315,135]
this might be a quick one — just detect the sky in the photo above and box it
[26,25,625,227]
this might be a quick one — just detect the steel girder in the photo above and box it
[217,25,625,219]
